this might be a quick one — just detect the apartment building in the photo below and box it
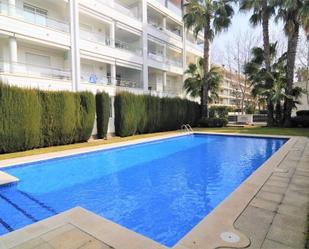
[0,0,204,132]
[213,66,253,109]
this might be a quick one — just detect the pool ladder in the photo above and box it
[181,124,194,134]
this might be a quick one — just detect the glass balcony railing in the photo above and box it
[0,3,69,32]
[148,52,164,62]
[96,0,141,21]
[80,29,112,46]
[115,39,142,56]
[166,58,183,68]
[167,1,182,16]
[186,39,204,51]
[116,77,142,89]
[0,61,71,80]
[81,74,113,85]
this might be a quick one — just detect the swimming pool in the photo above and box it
[0,134,286,247]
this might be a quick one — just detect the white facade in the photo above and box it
[0,0,204,133]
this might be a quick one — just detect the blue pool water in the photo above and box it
[0,134,286,246]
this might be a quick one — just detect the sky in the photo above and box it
[211,7,286,67]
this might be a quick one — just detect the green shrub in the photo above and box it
[291,116,309,128]
[40,91,77,146]
[75,92,95,142]
[296,110,309,117]
[0,84,42,153]
[199,117,228,127]
[0,83,95,153]
[246,105,256,114]
[209,106,233,119]
[114,92,200,137]
[96,92,110,139]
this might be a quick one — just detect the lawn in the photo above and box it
[0,126,308,161]
[194,126,309,137]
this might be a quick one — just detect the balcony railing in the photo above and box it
[0,3,69,32]
[80,73,142,89]
[115,39,142,56]
[187,40,203,51]
[116,77,142,89]
[165,27,182,38]
[0,61,71,80]
[80,29,112,46]
[148,52,164,62]
[96,0,141,21]
[166,58,183,68]
[81,74,112,85]
[167,1,182,16]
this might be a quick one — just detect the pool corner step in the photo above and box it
[0,171,19,186]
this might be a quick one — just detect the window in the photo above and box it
[23,3,47,27]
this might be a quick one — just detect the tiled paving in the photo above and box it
[11,224,113,249]
[223,137,309,249]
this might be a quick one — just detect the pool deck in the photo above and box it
[0,132,308,249]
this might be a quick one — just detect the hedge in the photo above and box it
[96,92,110,139]
[0,84,42,153]
[0,83,95,153]
[209,106,233,119]
[199,117,228,127]
[296,110,309,117]
[114,92,200,137]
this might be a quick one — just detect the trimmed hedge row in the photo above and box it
[115,92,200,137]
[292,110,309,128]
[199,117,228,127]
[96,92,110,139]
[0,83,95,153]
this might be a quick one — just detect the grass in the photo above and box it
[194,126,309,137]
[0,131,179,161]
[0,126,308,161]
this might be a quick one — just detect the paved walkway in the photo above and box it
[223,137,309,249]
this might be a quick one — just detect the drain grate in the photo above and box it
[220,232,240,243]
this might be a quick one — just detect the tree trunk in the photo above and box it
[262,1,274,127]
[202,22,210,118]
[283,24,299,127]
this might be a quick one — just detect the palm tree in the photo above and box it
[184,58,222,104]
[183,0,234,117]
[239,0,276,126]
[272,0,309,127]
[245,44,303,126]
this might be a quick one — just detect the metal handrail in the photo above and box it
[181,124,194,134]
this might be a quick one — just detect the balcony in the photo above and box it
[167,1,182,17]
[165,58,182,68]
[115,39,142,56]
[116,66,143,89]
[0,60,71,80]
[80,29,112,47]
[96,0,142,21]
[0,2,69,33]
[81,59,112,85]
[115,28,142,56]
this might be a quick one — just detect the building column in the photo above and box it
[163,71,167,92]
[142,0,148,91]
[9,36,17,73]
[110,21,115,47]
[163,16,166,30]
[69,0,80,92]
[8,0,16,16]
[111,62,116,85]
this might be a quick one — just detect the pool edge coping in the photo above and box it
[173,132,298,249]
[0,132,300,249]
